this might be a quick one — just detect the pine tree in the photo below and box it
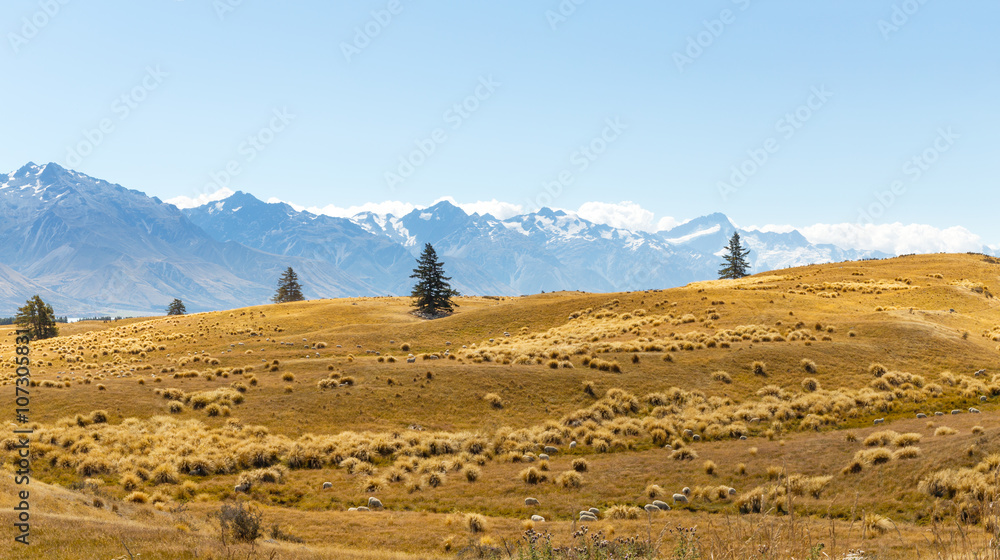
[15,295,59,340]
[718,232,752,279]
[166,298,186,315]
[272,267,305,303]
[410,243,458,317]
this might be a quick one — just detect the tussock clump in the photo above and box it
[466,513,487,533]
[520,467,546,484]
[704,460,717,475]
[801,359,817,373]
[464,467,480,482]
[800,377,819,392]
[557,470,583,489]
[863,513,894,536]
[484,393,503,409]
[125,491,150,504]
[670,447,698,461]
[606,504,642,520]
[869,363,887,378]
[935,426,958,436]
[644,484,665,499]
[571,458,589,472]
[751,361,767,376]
[712,371,732,384]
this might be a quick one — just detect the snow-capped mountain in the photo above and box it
[0,163,376,314]
[1,162,899,315]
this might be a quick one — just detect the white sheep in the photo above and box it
[588,507,600,516]
[357,506,370,512]
[916,413,927,418]
[969,407,981,413]
[652,500,671,511]
[644,504,659,514]
[234,482,251,493]
[322,482,333,489]
[530,515,545,522]
[980,396,988,403]
[543,446,558,454]
[873,418,884,425]
[951,409,962,415]
[525,497,540,506]
[538,454,549,461]
[569,441,577,449]
[368,497,383,509]
[935,411,944,416]
[682,487,691,495]
[672,493,688,504]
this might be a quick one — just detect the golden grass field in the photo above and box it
[3,253,1000,559]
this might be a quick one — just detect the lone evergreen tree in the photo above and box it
[410,243,458,317]
[15,295,59,340]
[166,298,186,315]
[272,267,305,303]
[718,232,752,279]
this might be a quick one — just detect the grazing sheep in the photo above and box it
[683,429,694,437]
[368,497,383,509]
[873,418,884,425]
[981,396,988,403]
[916,413,927,419]
[951,409,962,415]
[652,500,671,511]
[739,436,747,440]
[525,498,540,506]
[588,508,600,516]
[728,487,737,496]
[682,487,691,495]
[348,507,357,511]
[530,515,545,522]
[970,407,981,414]
[750,417,761,423]
[538,454,549,461]
[357,506,370,512]
[644,504,659,514]
[672,493,689,504]
[234,482,251,493]
[406,357,416,363]
[569,441,577,449]
[975,369,986,376]
[322,482,333,489]
[935,411,944,416]
[692,434,701,441]
[543,446,558,454]
[579,511,597,521]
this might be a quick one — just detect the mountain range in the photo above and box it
[0,162,921,315]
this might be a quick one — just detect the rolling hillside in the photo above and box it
[2,253,999,559]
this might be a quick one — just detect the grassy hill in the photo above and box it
[3,253,1000,559]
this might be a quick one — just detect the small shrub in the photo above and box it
[214,502,264,543]
[583,381,596,397]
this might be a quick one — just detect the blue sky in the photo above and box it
[2,1,998,253]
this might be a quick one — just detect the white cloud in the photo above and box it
[574,201,681,233]
[165,187,234,209]
[755,222,984,255]
[267,197,306,212]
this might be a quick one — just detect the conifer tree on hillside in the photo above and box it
[166,298,186,315]
[718,232,752,279]
[410,243,458,317]
[15,295,59,340]
[272,267,305,303]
